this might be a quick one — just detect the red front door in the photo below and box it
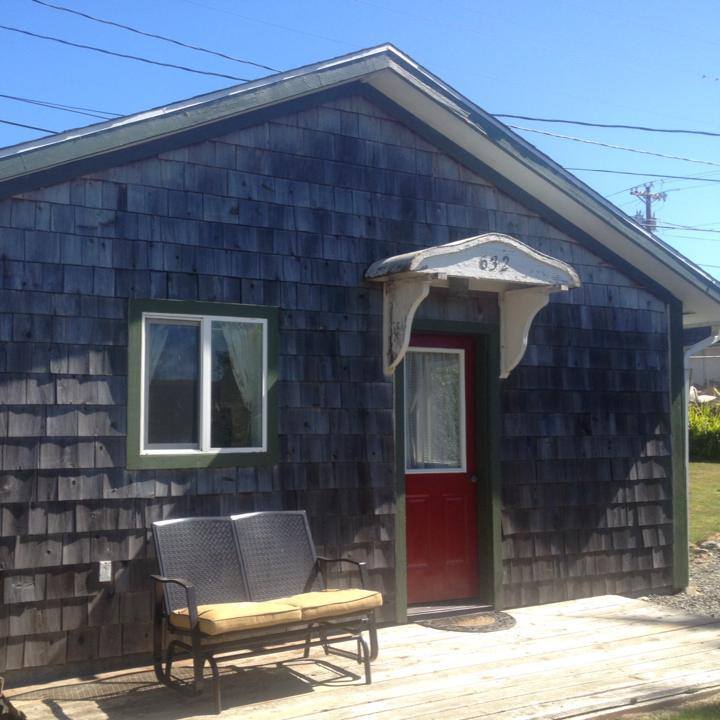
[405,334,478,605]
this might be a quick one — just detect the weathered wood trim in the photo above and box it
[482,327,503,609]
[127,299,279,470]
[669,300,689,589]
[357,84,676,306]
[393,363,408,624]
[381,279,430,376]
[499,287,550,380]
[367,233,579,377]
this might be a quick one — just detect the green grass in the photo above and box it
[689,462,720,544]
[688,403,720,461]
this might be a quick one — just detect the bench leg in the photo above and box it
[165,641,183,682]
[367,611,379,661]
[302,628,313,658]
[192,630,205,696]
[206,654,222,714]
[153,650,167,687]
[358,635,371,684]
[153,631,188,692]
[152,586,167,686]
[319,628,330,655]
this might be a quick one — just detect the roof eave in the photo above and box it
[0,45,399,186]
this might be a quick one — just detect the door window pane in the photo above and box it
[405,350,464,471]
[146,322,200,445]
[211,320,264,449]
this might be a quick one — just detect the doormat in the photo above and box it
[416,610,516,633]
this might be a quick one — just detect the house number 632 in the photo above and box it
[479,255,510,272]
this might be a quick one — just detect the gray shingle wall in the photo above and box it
[0,92,670,675]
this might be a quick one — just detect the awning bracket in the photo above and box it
[365,233,581,378]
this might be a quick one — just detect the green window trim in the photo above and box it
[127,299,279,470]
[669,300,689,590]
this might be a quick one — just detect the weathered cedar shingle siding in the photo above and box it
[0,93,670,676]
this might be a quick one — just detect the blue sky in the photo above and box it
[2,0,720,275]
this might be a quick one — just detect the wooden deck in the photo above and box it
[8,595,720,720]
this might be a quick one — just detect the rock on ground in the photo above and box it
[645,536,720,617]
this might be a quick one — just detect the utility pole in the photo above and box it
[630,182,666,231]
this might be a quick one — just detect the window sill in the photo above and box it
[127,447,277,470]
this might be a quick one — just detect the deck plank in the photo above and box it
[9,596,720,720]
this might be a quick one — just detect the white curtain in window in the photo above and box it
[221,322,264,445]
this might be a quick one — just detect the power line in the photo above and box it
[0,92,120,120]
[665,234,720,243]
[608,178,718,199]
[607,182,651,199]
[495,113,720,138]
[568,168,720,183]
[656,224,720,234]
[675,219,720,228]
[663,183,720,194]
[659,219,720,231]
[509,125,720,167]
[0,118,55,133]
[0,24,250,82]
[179,0,352,48]
[619,198,640,208]
[31,0,280,73]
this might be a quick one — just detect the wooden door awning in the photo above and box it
[365,233,581,378]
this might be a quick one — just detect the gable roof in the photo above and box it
[1,44,719,328]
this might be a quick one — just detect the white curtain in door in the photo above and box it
[405,351,462,470]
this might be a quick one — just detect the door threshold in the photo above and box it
[407,600,493,621]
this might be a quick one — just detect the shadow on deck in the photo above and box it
[7,595,720,720]
[10,658,363,720]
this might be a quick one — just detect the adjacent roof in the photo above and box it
[1,44,719,327]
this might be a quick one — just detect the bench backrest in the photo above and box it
[230,511,321,601]
[153,517,248,612]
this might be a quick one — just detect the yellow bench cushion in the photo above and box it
[170,601,302,636]
[281,589,383,621]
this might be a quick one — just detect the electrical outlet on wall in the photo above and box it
[99,560,112,583]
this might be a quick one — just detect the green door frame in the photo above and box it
[393,320,503,623]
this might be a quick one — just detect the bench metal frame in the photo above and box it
[151,513,379,713]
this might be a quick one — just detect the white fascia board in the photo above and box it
[0,49,393,183]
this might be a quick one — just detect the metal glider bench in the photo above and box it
[151,511,382,713]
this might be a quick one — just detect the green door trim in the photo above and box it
[393,319,502,624]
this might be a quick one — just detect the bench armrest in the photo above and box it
[151,574,199,628]
[316,557,368,588]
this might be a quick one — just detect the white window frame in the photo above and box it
[404,346,467,475]
[140,311,268,456]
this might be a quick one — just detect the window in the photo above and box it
[128,300,278,469]
[404,347,466,473]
